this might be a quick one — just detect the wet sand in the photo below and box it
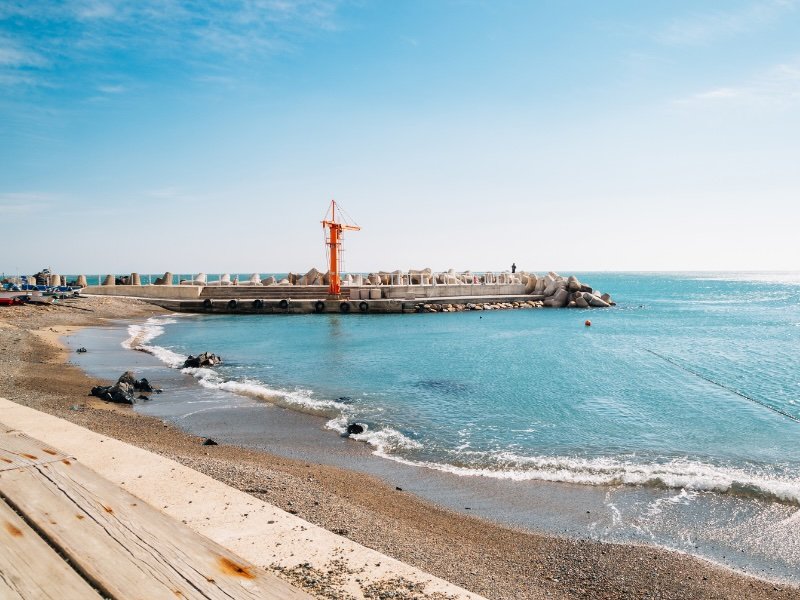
[0,295,797,599]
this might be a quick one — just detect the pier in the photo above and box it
[57,270,615,314]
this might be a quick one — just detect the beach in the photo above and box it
[0,296,796,599]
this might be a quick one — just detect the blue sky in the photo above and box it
[2,0,799,274]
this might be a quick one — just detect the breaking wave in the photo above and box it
[375,451,800,505]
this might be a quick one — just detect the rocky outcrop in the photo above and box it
[90,371,159,404]
[346,423,365,435]
[182,352,222,369]
[535,272,615,309]
[416,300,544,313]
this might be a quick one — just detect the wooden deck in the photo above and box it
[0,426,311,600]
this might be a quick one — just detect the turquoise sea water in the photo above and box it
[127,272,800,505]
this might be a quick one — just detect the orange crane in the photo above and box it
[322,199,360,296]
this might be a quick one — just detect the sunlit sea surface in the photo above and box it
[130,272,800,502]
[75,272,800,581]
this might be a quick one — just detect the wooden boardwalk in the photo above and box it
[0,426,311,600]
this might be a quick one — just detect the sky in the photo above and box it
[2,0,799,275]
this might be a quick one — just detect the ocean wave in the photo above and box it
[121,317,800,506]
[324,416,423,454]
[124,318,346,416]
[122,317,177,350]
[373,451,800,505]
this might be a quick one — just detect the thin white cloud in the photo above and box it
[74,0,116,21]
[0,193,54,214]
[0,1,344,91]
[0,38,47,67]
[676,59,800,106]
[97,84,126,94]
[658,0,798,46]
[694,88,742,100]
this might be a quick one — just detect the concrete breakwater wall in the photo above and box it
[77,269,614,314]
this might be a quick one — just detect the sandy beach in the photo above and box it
[0,296,797,600]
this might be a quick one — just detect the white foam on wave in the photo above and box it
[123,317,346,416]
[122,317,177,350]
[323,416,423,455]
[365,450,800,505]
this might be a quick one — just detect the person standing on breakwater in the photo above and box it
[511,262,516,273]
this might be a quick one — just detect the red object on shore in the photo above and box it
[0,297,22,306]
[584,320,591,327]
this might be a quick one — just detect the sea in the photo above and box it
[68,272,800,583]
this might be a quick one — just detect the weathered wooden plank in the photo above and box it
[0,459,310,600]
[0,498,103,600]
[0,431,70,472]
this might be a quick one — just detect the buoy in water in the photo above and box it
[584,320,592,327]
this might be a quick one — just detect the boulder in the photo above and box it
[583,292,610,308]
[574,295,590,308]
[567,276,582,292]
[134,377,154,393]
[263,276,277,285]
[347,423,365,435]
[524,274,539,294]
[543,277,565,298]
[183,352,222,369]
[551,287,570,307]
[117,371,136,387]
[303,268,321,286]
[89,371,145,404]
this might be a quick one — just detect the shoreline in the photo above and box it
[0,297,797,599]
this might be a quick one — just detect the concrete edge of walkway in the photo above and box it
[0,398,486,600]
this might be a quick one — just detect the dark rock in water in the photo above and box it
[117,371,136,387]
[76,347,87,353]
[134,377,153,392]
[395,486,403,491]
[346,423,365,435]
[183,352,222,369]
[337,396,353,403]
[88,371,156,405]
[202,438,218,446]
[90,382,135,405]
[137,394,149,401]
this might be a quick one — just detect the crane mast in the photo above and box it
[322,200,360,296]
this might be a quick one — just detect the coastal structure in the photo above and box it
[71,269,615,314]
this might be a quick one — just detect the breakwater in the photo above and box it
[19,268,616,314]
